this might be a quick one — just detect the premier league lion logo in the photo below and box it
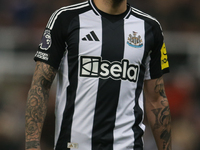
[39,29,52,50]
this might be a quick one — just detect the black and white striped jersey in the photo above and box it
[34,0,169,150]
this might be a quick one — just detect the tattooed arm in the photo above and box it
[25,61,57,150]
[144,76,171,150]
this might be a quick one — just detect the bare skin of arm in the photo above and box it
[144,76,171,150]
[25,61,57,150]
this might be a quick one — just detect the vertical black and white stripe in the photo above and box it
[34,0,169,150]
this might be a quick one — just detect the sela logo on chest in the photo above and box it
[79,56,139,82]
[127,31,143,48]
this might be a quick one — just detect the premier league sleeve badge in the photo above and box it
[39,29,52,51]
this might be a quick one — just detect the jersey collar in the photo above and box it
[89,0,131,19]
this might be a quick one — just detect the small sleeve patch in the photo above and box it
[161,43,169,70]
[39,29,52,50]
[35,51,49,61]
[67,142,79,149]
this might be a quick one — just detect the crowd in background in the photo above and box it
[0,0,200,31]
[0,0,200,150]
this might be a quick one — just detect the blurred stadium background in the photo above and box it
[0,0,200,149]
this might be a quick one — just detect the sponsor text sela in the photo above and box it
[80,56,139,82]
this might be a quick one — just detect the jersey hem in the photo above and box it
[150,67,170,79]
[34,57,59,70]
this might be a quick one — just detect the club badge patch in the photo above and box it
[39,29,52,50]
[127,31,143,48]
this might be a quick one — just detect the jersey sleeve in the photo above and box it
[144,22,169,80]
[34,11,66,70]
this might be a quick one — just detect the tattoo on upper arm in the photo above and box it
[151,77,171,150]
[25,62,56,149]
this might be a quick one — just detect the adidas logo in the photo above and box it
[82,31,100,41]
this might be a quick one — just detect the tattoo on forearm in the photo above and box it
[151,108,162,129]
[26,141,40,149]
[151,77,171,150]
[160,128,171,150]
[25,62,56,149]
